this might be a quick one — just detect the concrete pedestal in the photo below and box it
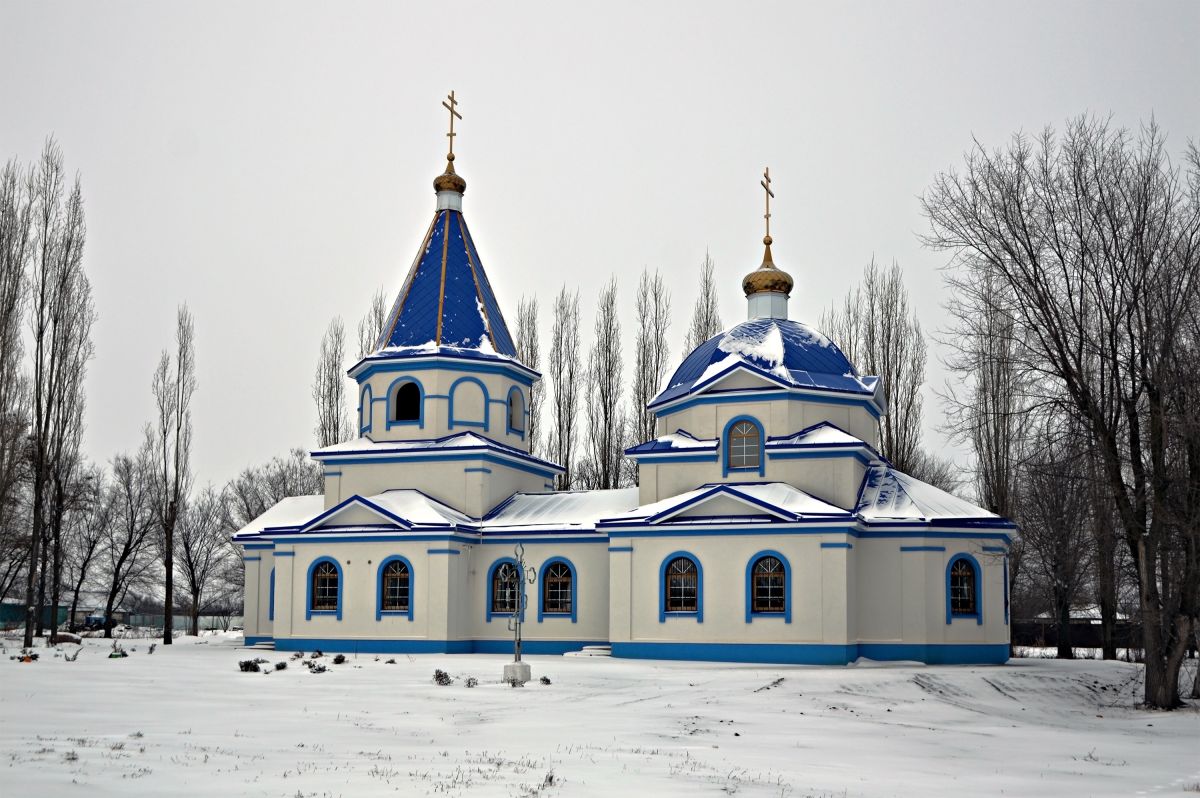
[503,660,531,685]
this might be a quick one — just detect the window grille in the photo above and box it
[665,557,698,613]
[381,560,410,612]
[752,556,785,613]
[311,562,338,611]
[728,421,761,469]
[542,562,572,615]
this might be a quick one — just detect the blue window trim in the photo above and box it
[375,555,415,621]
[722,415,765,477]
[1003,555,1010,625]
[449,376,490,431]
[486,557,523,622]
[745,550,791,623]
[359,385,373,435]
[658,551,703,623]
[305,556,343,621]
[537,556,578,623]
[268,568,275,622]
[505,386,526,439]
[385,376,425,430]
[945,552,983,625]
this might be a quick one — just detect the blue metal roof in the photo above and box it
[376,209,517,357]
[651,318,875,408]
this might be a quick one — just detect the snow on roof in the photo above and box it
[626,430,718,456]
[856,465,999,523]
[606,482,852,524]
[361,490,475,527]
[485,488,640,531]
[311,432,564,473]
[233,495,325,539]
[652,318,879,408]
[768,421,874,449]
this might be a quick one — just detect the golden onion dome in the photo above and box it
[433,153,467,194]
[742,236,794,296]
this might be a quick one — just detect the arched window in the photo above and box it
[541,561,572,617]
[664,557,698,613]
[449,376,489,430]
[507,387,525,434]
[491,562,519,615]
[268,568,275,622]
[751,556,785,614]
[392,381,421,422]
[311,561,339,612]
[359,385,373,434]
[724,417,763,475]
[381,560,410,611]
[946,554,982,624]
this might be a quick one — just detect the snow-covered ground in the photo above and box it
[2,633,1198,797]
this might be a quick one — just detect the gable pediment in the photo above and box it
[300,496,411,533]
[648,486,797,524]
[702,366,784,393]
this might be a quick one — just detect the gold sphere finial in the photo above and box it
[742,167,793,297]
[447,152,456,162]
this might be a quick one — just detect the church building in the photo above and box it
[234,98,1015,664]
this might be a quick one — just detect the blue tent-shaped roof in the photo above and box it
[376,208,517,357]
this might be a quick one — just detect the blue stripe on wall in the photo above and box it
[610,641,1009,665]
[269,638,606,655]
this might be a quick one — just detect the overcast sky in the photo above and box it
[2,1,1197,489]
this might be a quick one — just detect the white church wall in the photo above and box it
[618,534,849,645]
[355,365,532,452]
[241,553,268,641]
[464,542,611,646]
[330,458,544,518]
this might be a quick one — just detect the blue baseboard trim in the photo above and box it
[243,636,274,646]
[271,638,606,655]
[610,641,1009,665]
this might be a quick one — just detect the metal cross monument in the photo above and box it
[503,543,536,685]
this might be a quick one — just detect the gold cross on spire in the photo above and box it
[760,167,775,244]
[442,90,462,158]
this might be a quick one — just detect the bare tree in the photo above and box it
[101,447,156,638]
[821,258,927,474]
[515,295,542,456]
[313,316,351,447]
[63,463,106,631]
[939,263,1031,635]
[0,158,33,607]
[585,278,625,489]
[1019,420,1096,658]
[224,448,322,532]
[176,484,229,636]
[147,305,195,645]
[356,286,388,360]
[21,140,91,647]
[630,268,671,455]
[547,286,581,489]
[923,117,1200,708]
[683,251,722,355]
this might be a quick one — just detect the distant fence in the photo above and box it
[1012,620,1142,649]
[127,614,244,631]
[0,604,68,629]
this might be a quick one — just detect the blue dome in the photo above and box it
[651,318,876,408]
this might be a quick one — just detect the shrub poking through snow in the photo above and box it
[311,650,324,659]
[433,669,453,686]
[64,649,81,662]
[148,644,156,655]
[333,654,346,665]
[385,658,396,665]
[291,651,304,660]
[274,661,287,671]
[540,675,551,686]
[239,660,261,672]
[306,662,326,674]
[108,645,127,659]
[464,677,478,688]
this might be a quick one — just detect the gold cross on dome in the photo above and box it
[760,167,775,240]
[442,91,462,157]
